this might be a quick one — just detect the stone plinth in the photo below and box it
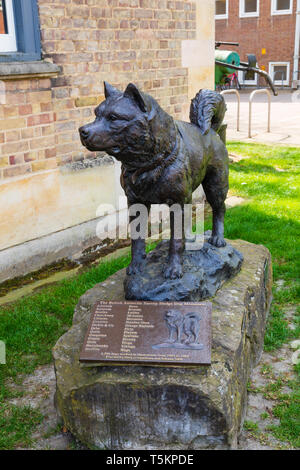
[53,239,272,450]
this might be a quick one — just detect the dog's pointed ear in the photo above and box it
[104,82,121,99]
[124,83,147,113]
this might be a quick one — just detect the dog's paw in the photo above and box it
[126,260,145,276]
[164,262,183,280]
[208,236,226,248]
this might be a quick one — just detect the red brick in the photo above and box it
[9,155,24,165]
[215,0,298,86]
[45,147,57,159]
[19,105,33,116]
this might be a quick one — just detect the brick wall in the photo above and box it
[0,0,197,180]
[215,0,298,87]
[0,78,56,178]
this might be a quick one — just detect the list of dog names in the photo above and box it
[120,303,154,353]
[80,300,212,366]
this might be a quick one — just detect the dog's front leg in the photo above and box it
[177,324,183,343]
[167,327,176,343]
[127,238,146,275]
[164,208,183,279]
[126,204,148,276]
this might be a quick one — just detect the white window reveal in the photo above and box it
[269,62,290,85]
[215,0,228,19]
[0,0,17,52]
[271,0,293,15]
[238,66,258,86]
[240,0,260,18]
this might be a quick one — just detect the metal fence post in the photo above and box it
[248,89,271,138]
[220,89,240,132]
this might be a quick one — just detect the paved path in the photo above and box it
[223,89,300,146]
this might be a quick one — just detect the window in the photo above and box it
[271,0,293,15]
[238,67,258,86]
[0,0,17,52]
[239,0,259,18]
[269,62,290,85]
[215,0,228,19]
[0,0,42,62]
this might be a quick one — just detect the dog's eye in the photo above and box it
[108,114,118,121]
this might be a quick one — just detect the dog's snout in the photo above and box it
[79,126,90,139]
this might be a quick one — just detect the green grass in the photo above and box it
[225,143,300,449]
[220,143,300,352]
[270,390,300,448]
[0,403,43,449]
[244,420,259,432]
[0,142,299,449]
[264,379,300,448]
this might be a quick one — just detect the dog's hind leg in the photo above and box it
[202,146,229,248]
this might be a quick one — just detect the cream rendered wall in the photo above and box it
[182,0,215,117]
[0,161,123,251]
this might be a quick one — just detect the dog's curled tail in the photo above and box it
[190,89,227,137]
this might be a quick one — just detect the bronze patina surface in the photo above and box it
[80,300,211,365]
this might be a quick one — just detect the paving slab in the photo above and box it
[223,90,300,146]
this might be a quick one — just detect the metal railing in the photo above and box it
[248,89,271,138]
[220,89,240,132]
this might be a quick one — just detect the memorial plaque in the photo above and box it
[80,301,211,366]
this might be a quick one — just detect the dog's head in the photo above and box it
[79,82,175,165]
[164,310,183,327]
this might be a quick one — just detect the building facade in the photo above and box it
[0,0,215,282]
[215,0,300,88]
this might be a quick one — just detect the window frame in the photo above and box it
[238,68,258,86]
[215,0,228,20]
[0,0,17,52]
[271,0,293,16]
[269,61,290,85]
[239,0,260,18]
[0,0,42,62]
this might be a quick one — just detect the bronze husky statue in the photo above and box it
[79,82,228,279]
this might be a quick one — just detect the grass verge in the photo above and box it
[225,142,299,448]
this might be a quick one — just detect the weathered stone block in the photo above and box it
[53,239,272,450]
